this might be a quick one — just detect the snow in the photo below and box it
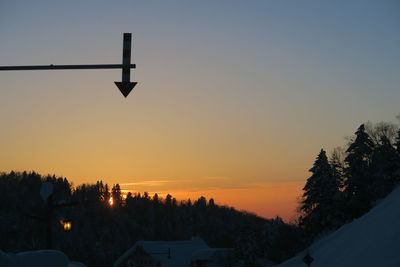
[190,248,234,261]
[114,236,209,267]
[0,250,86,267]
[68,262,87,267]
[278,186,400,267]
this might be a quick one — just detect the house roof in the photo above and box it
[114,237,209,267]
[190,248,234,261]
[0,250,86,267]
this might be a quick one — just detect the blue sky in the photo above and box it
[0,0,399,219]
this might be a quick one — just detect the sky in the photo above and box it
[0,0,399,221]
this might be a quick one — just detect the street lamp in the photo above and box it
[61,219,72,232]
[36,182,79,248]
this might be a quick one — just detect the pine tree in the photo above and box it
[330,147,346,190]
[395,129,400,183]
[165,194,172,206]
[344,124,375,219]
[196,196,207,208]
[209,198,215,207]
[395,128,400,154]
[370,135,399,200]
[300,149,342,236]
[152,193,159,203]
[111,184,122,207]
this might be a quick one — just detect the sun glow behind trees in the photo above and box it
[0,0,399,226]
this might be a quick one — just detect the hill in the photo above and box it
[278,186,400,267]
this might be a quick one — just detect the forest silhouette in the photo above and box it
[1,120,399,266]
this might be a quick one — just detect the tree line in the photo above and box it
[0,171,303,266]
[2,119,398,266]
[299,121,400,239]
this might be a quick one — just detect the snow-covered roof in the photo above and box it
[0,250,86,267]
[190,248,234,261]
[114,236,209,267]
[278,186,400,267]
[68,262,87,267]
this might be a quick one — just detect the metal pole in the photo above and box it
[0,64,135,71]
[0,33,137,97]
[122,33,132,83]
[46,195,53,249]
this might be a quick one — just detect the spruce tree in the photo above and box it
[330,147,346,190]
[393,128,400,183]
[111,184,122,207]
[344,124,375,219]
[300,149,342,236]
[370,136,399,200]
[395,128,400,154]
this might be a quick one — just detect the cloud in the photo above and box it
[118,177,304,194]
[202,176,231,180]
[119,180,172,187]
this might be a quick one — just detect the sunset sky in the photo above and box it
[0,0,399,221]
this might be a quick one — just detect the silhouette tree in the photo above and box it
[196,196,207,208]
[366,121,398,145]
[370,135,400,200]
[111,184,122,207]
[395,128,400,154]
[330,147,346,190]
[152,193,159,203]
[300,149,342,236]
[165,194,172,206]
[209,198,215,207]
[344,124,375,219]
[0,170,303,266]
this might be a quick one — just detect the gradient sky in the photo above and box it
[0,0,399,221]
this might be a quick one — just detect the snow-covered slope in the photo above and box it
[0,250,86,267]
[278,186,400,267]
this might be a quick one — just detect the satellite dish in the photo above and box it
[40,182,54,200]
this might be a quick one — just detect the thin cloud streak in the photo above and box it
[119,180,173,187]
[117,180,304,220]
[118,177,304,192]
[119,177,256,191]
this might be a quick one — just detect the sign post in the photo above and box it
[25,183,80,249]
[302,251,314,267]
[114,33,137,97]
[0,33,137,97]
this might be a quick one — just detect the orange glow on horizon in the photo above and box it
[1,0,398,231]
[119,181,304,222]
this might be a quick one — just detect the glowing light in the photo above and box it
[109,196,114,206]
[62,220,72,231]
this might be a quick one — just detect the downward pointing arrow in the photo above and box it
[115,33,137,98]
[0,33,138,98]
[115,81,137,98]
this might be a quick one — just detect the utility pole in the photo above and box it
[46,195,54,249]
[27,182,80,249]
[0,33,137,97]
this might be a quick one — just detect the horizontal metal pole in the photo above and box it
[0,64,136,71]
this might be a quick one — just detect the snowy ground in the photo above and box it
[277,186,400,267]
[0,250,86,267]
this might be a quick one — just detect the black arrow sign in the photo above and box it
[115,33,137,97]
[0,33,138,98]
